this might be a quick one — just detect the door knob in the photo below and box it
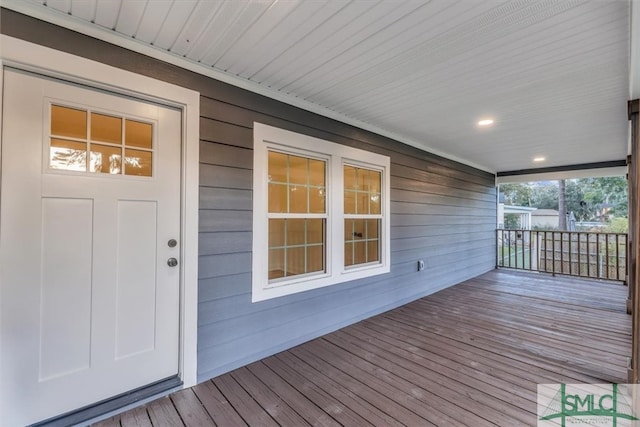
[167,258,178,267]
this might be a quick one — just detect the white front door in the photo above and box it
[0,69,182,426]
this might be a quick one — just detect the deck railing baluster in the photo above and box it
[496,229,627,283]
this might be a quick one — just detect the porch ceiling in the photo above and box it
[4,0,632,173]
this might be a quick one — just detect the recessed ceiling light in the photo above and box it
[477,119,494,126]
[533,157,546,162]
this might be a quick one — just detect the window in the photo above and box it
[253,123,390,302]
[48,104,154,177]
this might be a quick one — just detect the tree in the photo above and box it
[558,179,567,230]
[500,183,533,206]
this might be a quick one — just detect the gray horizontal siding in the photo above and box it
[2,9,498,385]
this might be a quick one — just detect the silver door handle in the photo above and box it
[167,258,178,267]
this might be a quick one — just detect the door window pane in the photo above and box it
[124,149,152,177]
[50,139,87,171]
[90,144,122,174]
[51,105,87,139]
[91,113,122,144]
[125,120,152,149]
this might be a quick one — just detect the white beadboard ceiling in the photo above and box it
[3,0,632,174]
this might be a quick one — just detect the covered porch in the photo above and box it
[95,269,630,426]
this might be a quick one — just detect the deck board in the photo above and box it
[95,270,631,426]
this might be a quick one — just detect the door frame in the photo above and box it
[0,35,200,392]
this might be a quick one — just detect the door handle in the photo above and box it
[167,258,178,267]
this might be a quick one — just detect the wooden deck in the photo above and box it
[94,270,631,426]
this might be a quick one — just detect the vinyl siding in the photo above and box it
[1,8,497,383]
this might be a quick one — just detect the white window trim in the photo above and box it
[0,35,200,388]
[252,122,391,302]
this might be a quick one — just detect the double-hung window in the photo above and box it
[253,123,390,302]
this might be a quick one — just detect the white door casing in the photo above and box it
[0,71,180,425]
[1,69,182,425]
[0,34,200,426]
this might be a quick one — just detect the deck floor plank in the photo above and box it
[230,366,312,426]
[192,380,247,426]
[212,373,279,427]
[146,397,185,427]
[169,389,214,426]
[119,407,152,427]
[245,361,341,427]
[97,270,631,427]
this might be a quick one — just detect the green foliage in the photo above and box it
[604,217,628,233]
[503,213,521,229]
[499,176,628,222]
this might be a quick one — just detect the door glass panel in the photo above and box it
[91,113,122,144]
[50,139,87,171]
[125,120,152,149]
[124,149,152,177]
[49,106,154,178]
[90,144,122,174]
[51,105,87,139]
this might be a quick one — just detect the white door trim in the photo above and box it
[0,35,200,393]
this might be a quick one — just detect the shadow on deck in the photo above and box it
[94,269,631,426]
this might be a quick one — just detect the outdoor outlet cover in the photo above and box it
[418,260,425,271]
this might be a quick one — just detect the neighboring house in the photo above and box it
[497,203,537,229]
[531,209,560,229]
[0,2,636,426]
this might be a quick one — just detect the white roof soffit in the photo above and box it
[0,0,632,175]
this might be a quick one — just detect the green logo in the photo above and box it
[539,384,638,426]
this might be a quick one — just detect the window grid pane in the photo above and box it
[268,152,326,214]
[268,219,325,279]
[344,218,380,267]
[344,164,382,268]
[268,151,327,282]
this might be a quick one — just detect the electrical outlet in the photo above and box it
[418,260,425,271]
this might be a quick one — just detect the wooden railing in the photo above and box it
[496,229,627,282]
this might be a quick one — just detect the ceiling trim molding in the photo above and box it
[496,161,627,184]
[0,1,495,174]
[497,160,627,177]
